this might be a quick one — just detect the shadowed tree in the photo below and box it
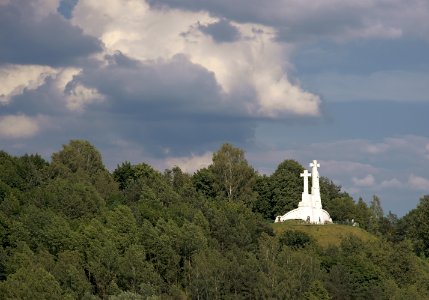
[271,160,304,216]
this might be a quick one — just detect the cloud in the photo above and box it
[380,178,403,189]
[0,114,42,138]
[72,0,321,117]
[198,19,241,43]
[323,161,379,175]
[165,152,213,173]
[0,64,56,105]
[352,174,375,187]
[408,174,429,191]
[148,0,429,42]
[65,83,105,112]
[0,0,102,67]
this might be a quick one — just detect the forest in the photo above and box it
[1,140,429,299]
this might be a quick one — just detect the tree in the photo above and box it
[51,140,105,177]
[192,167,217,199]
[0,266,63,299]
[270,160,304,216]
[401,195,429,256]
[211,143,257,203]
[253,175,275,219]
[51,140,118,198]
[328,197,356,223]
[278,230,314,249]
[117,245,161,296]
[319,177,351,214]
[354,198,371,229]
[52,251,92,298]
[369,195,384,234]
[113,161,135,190]
[370,195,384,220]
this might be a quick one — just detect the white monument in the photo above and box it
[275,160,332,224]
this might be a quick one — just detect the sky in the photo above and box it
[1,0,429,216]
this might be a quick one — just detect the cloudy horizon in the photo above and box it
[1,0,429,216]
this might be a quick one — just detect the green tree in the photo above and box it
[305,280,332,300]
[319,177,351,214]
[211,143,257,203]
[30,178,105,220]
[401,195,429,256]
[270,160,304,216]
[52,250,92,298]
[253,174,275,219]
[0,266,63,299]
[370,195,384,220]
[326,197,356,223]
[113,161,136,190]
[51,140,118,198]
[369,195,384,233]
[354,197,372,229]
[192,167,217,199]
[117,245,162,296]
[278,230,314,249]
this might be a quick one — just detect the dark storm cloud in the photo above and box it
[73,53,236,116]
[68,52,255,155]
[0,0,102,67]
[4,52,256,157]
[198,19,241,43]
[147,0,401,42]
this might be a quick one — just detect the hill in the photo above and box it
[273,221,377,248]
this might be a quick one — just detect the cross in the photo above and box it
[310,160,320,191]
[310,160,320,168]
[300,169,311,194]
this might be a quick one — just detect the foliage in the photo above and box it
[278,230,314,249]
[0,140,428,299]
[210,143,257,204]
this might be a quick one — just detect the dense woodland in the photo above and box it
[1,140,429,299]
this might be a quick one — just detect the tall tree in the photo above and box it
[370,195,384,221]
[270,159,304,216]
[51,140,118,198]
[211,143,257,203]
[369,195,384,233]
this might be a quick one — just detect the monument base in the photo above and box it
[275,207,332,224]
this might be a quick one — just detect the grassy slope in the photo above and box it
[272,221,377,248]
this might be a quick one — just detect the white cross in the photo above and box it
[300,169,311,194]
[310,160,320,168]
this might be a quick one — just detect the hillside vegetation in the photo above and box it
[1,140,429,299]
[273,222,377,248]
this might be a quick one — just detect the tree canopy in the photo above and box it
[0,140,428,299]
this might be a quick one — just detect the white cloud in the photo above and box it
[365,143,390,154]
[72,0,321,117]
[65,84,105,111]
[165,152,213,173]
[0,114,41,138]
[408,174,429,191]
[0,64,56,105]
[322,160,379,175]
[352,174,375,187]
[53,67,81,92]
[380,178,403,189]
